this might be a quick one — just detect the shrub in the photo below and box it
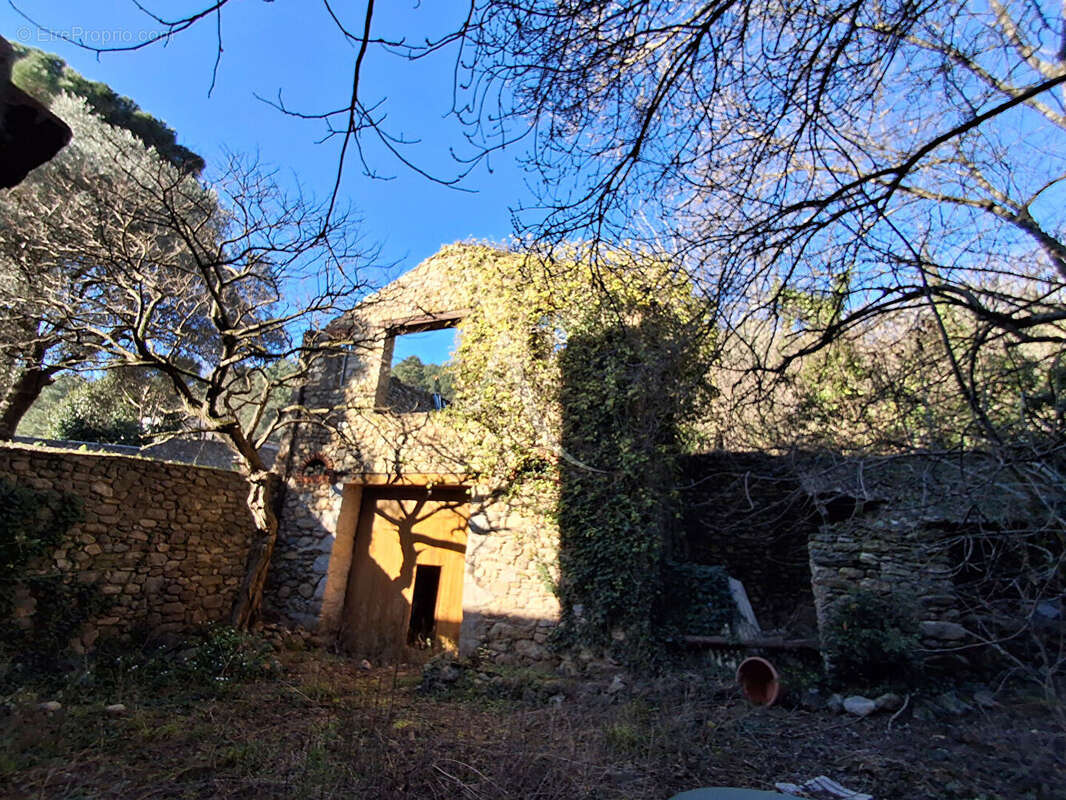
[100,625,276,691]
[660,562,732,638]
[823,590,919,687]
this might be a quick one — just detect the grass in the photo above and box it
[1,645,1063,800]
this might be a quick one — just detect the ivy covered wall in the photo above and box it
[276,244,719,666]
[0,442,255,655]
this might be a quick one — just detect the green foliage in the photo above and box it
[14,373,83,438]
[393,354,427,389]
[10,43,205,173]
[392,355,455,401]
[447,246,717,664]
[823,590,920,687]
[554,311,716,660]
[85,625,277,699]
[0,478,82,619]
[50,378,144,444]
[0,479,102,676]
[660,563,731,638]
[39,368,193,445]
[3,624,278,700]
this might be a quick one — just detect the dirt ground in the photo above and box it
[2,649,1062,800]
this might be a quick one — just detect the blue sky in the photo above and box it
[2,1,533,288]
[392,328,458,367]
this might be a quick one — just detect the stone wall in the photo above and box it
[808,516,964,651]
[274,246,994,669]
[680,452,819,634]
[271,245,562,666]
[0,442,255,651]
[801,455,1032,655]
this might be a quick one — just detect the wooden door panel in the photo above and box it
[341,488,468,657]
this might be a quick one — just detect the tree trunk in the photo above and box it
[230,468,281,629]
[0,364,55,439]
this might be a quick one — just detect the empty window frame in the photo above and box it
[376,312,462,412]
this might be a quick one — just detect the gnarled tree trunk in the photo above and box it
[0,363,55,440]
[230,468,281,628]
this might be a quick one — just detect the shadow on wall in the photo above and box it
[555,319,688,653]
[679,452,820,635]
[336,485,469,662]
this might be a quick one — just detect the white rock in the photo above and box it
[39,701,62,712]
[104,703,127,715]
[843,695,877,717]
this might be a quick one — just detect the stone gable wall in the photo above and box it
[271,245,562,666]
[0,442,254,651]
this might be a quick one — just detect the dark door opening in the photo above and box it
[407,564,442,647]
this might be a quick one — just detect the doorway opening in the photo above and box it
[340,485,468,659]
[407,564,442,647]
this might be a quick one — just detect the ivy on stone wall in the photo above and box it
[661,563,732,638]
[0,478,104,668]
[446,246,718,663]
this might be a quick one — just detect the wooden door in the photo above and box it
[340,487,468,658]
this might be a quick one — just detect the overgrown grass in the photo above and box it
[1,624,278,706]
[1,647,1061,800]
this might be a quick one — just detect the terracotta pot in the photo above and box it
[736,656,780,706]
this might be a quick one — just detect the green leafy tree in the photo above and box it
[392,355,427,391]
[9,43,204,173]
[392,355,455,402]
[0,94,213,439]
[10,372,80,439]
[50,378,142,445]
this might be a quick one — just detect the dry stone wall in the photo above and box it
[809,517,964,651]
[0,442,254,651]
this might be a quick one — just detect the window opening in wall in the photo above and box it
[407,564,442,647]
[386,325,459,412]
[335,352,351,388]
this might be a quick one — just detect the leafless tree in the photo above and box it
[19,2,1065,392]
[0,94,375,626]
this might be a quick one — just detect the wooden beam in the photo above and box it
[682,635,820,650]
[385,309,468,334]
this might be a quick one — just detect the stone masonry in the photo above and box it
[0,442,255,651]
[273,246,1010,669]
[808,517,962,650]
[800,454,1034,654]
[270,244,562,666]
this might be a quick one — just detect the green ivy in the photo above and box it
[660,563,732,638]
[446,247,719,665]
[0,478,106,672]
[823,590,920,687]
[0,478,83,617]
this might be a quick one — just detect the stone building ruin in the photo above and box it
[268,244,1014,669]
[270,246,562,666]
[0,243,1047,669]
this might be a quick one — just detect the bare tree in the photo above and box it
[19,2,1065,382]
[1,94,374,626]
